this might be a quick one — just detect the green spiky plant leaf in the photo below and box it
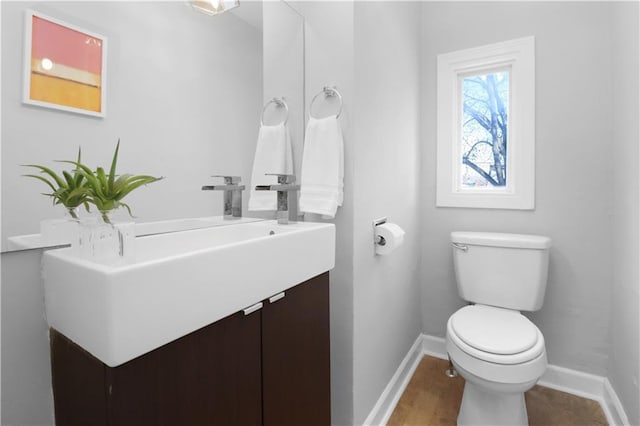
[64,139,163,224]
[22,148,90,218]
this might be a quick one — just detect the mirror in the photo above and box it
[0,0,305,252]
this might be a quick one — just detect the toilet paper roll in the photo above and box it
[375,222,405,255]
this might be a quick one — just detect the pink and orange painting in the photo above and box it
[24,11,107,117]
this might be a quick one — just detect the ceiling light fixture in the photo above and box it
[190,0,239,16]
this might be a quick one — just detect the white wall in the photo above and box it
[352,2,422,423]
[1,1,262,249]
[421,2,614,375]
[610,2,640,424]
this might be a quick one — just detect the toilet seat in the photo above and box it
[448,305,545,365]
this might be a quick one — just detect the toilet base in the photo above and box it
[457,381,528,426]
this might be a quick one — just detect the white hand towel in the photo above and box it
[248,123,293,211]
[299,115,344,218]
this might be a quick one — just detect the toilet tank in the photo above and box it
[451,232,552,311]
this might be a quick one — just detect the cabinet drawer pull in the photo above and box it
[243,302,263,316]
[269,292,285,304]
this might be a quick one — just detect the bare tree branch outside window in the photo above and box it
[461,71,509,188]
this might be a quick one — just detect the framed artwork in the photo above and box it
[23,10,107,117]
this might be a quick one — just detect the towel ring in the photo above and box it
[309,86,343,119]
[261,97,289,126]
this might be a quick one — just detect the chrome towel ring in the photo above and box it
[261,97,289,126]
[309,86,343,119]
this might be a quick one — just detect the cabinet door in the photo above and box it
[262,273,331,426]
[50,329,109,426]
[108,309,262,426]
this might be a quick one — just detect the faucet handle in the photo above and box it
[265,173,296,184]
[212,175,242,184]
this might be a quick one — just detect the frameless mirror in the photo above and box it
[1,0,305,252]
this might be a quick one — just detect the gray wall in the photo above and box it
[296,3,424,424]
[352,2,422,424]
[610,2,640,424]
[420,1,614,375]
[1,250,54,425]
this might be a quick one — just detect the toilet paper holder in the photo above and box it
[373,217,388,246]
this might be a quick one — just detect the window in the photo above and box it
[436,37,535,210]
[460,70,509,188]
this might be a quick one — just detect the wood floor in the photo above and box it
[387,356,608,426]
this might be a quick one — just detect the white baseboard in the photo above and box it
[364,333,630,426]
[362,336,424,426]
[602,378,631,426]
[537,364,630,425]
[421,334,447,360]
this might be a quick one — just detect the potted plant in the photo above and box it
[23,148,90,219]
[67,139,163,224]
[24,140,162,260]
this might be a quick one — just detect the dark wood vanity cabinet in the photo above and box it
[50,272,330,426]
[262,272,331,426]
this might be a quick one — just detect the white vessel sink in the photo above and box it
[42,220,335,367]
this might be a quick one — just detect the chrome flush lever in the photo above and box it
[452,242,468,252]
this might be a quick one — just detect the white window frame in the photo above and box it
[436,36,535,210]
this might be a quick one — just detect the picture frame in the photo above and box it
[23,9,107,117]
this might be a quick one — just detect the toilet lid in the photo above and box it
[450,305,539,355]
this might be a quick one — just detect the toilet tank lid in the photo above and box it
[451,232,551,249]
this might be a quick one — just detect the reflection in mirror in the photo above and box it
[1,0,304,252]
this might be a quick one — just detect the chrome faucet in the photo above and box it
[255,174,300,224]
[202,175,245,219]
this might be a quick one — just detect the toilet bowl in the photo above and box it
[446,304,547,425]
[447,231,551,425]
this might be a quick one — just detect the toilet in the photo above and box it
[446,231,552,426]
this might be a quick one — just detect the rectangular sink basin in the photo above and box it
[134,215,265,237]
[7,216,264,251]
[42,220,335,367]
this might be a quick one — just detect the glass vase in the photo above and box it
[40,207,81,247]
[77,210,135,264]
